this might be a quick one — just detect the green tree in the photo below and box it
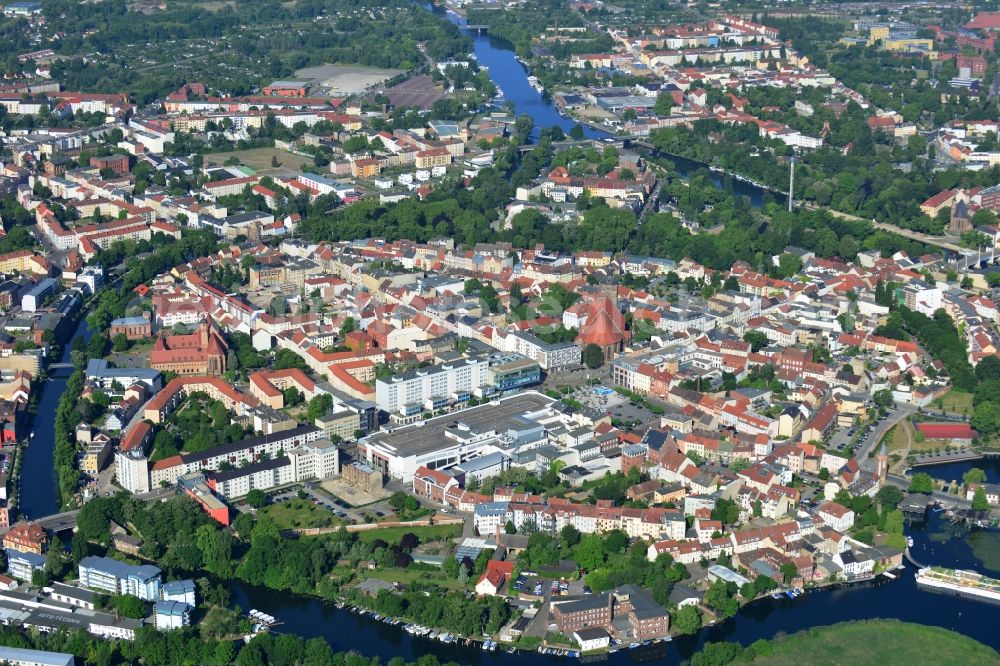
[780,562,797,584]
[963,467,987,487]
[110,594,148,619]
[742,331,769,352]
[573,535,607,570]
[339,317,357,337]
[876,485,903,510]
[908,472,934,494]
[972,486,991,512]
[582,343,604,369]
[246,489,267,508]
[560,524,581,549]
[671,605,702,635]
[306,393,334,421]
[111,333,130,352]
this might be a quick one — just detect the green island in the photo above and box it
[691,619,1000,666]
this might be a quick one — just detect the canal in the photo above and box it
[221,10,1000,660]
[18,315,93,519]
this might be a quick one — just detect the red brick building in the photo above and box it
[957,54,988,78]
[92,154,130,176]
[110,312,152,341]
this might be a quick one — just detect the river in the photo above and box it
[18,315,93,519]
[14,9,999,659]
[230,511,1000,662]
[918,458,1000,485]
[220,11,1000,660]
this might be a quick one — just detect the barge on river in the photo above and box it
[915,566,1000,604]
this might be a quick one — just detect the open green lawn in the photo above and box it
[752,620,998,665]
[259,498,342,530]
[365,567,465,590]
[935,389,974,415]
[356,523,461,545]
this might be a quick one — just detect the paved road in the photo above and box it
[9,486,174,534]
[856,406,915,467]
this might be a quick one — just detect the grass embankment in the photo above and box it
[751,620,998,665]
[355,523,462,544]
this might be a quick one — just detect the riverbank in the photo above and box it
[750,619,998,665]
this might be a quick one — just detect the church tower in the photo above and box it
[875,442,888,484]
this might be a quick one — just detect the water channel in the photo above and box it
[18,315,93,519]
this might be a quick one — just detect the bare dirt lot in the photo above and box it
[203,147,313,177]
[386,75,447,109]
[294,64,403,96]
[321,478,392,507]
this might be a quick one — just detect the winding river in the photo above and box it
[227,13,1000,661]
[17,11,1000,660]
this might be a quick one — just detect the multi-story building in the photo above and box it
[488,356,541,393]
[374,355,490,413]
[154,600,191,630]
[501,331,581,370]
[148,425,324,488]
[78,556,162,600]
[4,548,45,580]
[2,522,47,555]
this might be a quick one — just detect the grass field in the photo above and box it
[752,620,998,665]
[356,523,462,545]
[203,147,313,177]
[259,498,341,530]
[936,389,974,415]
[364,567,465,590]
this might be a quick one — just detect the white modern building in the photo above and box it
[115,449,152,494]
[161,579,197,606]
[154,600,192,630]
[360,392,554,482]
[501,331,581,370]
[78,556,162,600]
[374,356,490,413]
[206,437,339,499]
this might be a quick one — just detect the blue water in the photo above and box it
[18,315,93,518]
[232,510,1000,663]
[919,458,1000,485]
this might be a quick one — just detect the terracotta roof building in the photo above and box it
[577,296,629,362]
[149,320,227,375]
